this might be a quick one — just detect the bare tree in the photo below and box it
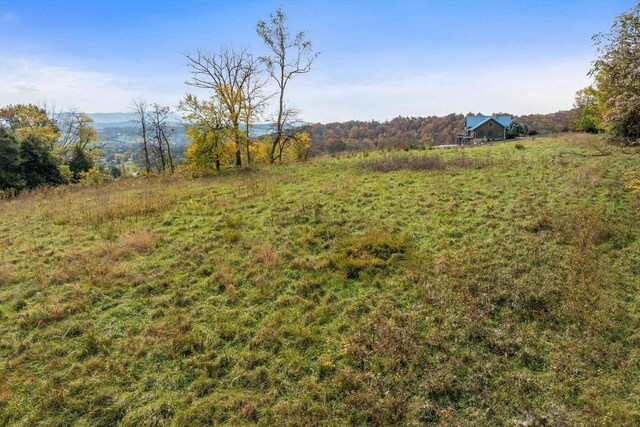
[257,8,317,163]
[162,123,175,174]
[148,104,174,173]
[241,69,271,165]
[185,47,264,166]
[131,98,151,174]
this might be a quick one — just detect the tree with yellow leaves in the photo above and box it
[185,48,266,166]
[0,104,60,145]
[179,94,233,173]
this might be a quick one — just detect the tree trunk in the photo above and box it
[162,130,174,174]
[245,121,251,165]
[234,125,242,167]
[156,134,166,172]
[270,76,285,164]
[141,119,150,173]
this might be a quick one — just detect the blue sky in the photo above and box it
[0,0,635,122]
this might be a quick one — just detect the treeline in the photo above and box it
[0,104,108,194]
[573,3,640,145]
[303,110,578,155]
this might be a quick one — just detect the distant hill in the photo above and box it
[303,109,579,155]
[88,113,306,144]
[88,112,182,124]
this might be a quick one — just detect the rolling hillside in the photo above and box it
[0,135,638,425]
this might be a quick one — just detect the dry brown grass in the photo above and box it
[253,244,280,267]
[0,263,17,285]
[0,176,198,228]
[363,154,488,172]
[118,229,159,256]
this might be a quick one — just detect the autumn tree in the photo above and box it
[179,94,232,172]
[57,110,100,160]
[240,68,270,165]
[289,131,311,161]
[257,8,318,163]
[0,108,68,191]
[0,104,60,145]
[590,3,640,144]
[185,48,263,166]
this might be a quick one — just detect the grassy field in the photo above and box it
[1,135,639,426]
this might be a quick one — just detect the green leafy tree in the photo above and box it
[19,136,67,189]
[574,86,602,133]
[590,3,640,144]
[69,145,95,182]
[507,120,528,138]
[0,129,25,190]
[109,166,122,178]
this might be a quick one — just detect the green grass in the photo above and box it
[1,134,639,426]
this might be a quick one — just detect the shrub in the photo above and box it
[507,120,529,138]
[69,145,94,181]
[77,167,112,186]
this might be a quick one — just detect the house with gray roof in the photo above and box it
[455,115,512,144]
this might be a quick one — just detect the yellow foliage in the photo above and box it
[291,131,311,161]
[0,104,60,143]
[58,165,73,183]
[78,167,113,186]
[249,137,273,165]
[623,170,640,197]
[184,125,235,173]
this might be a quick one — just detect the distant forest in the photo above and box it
[305,109,578,155]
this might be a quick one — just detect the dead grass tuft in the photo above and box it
[0,263,17,285]
[364,154,487,172]
[119,229,159,255]
[253,244,280,267]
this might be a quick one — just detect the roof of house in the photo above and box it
[465,115,512,130]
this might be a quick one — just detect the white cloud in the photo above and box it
[286,56,593,122]
[0,55,185,112]
[0,53,592,123]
